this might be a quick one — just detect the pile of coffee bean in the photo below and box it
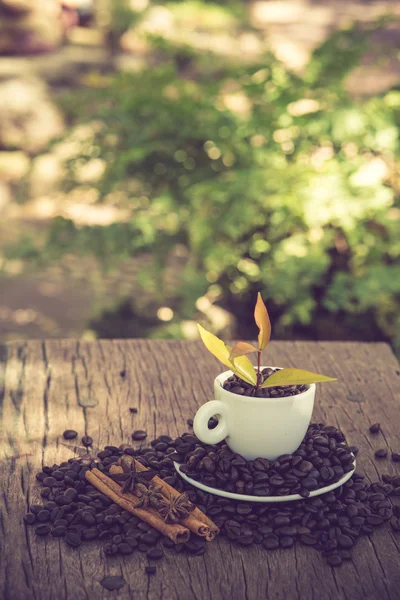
[223,367,308,397]
[24,424,400,570]
[176,424,356,498]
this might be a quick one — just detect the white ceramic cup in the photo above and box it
[193,367,315,461]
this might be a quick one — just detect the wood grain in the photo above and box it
[0,339,399,600]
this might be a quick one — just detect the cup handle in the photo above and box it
[193,400,228,445]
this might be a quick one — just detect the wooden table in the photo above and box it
[1,339,400,600]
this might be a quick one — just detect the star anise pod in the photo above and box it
[158,492,195,524]
[110,457,155,494]
[134,483,164,510]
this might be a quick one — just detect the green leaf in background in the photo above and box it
[260,368,337,388]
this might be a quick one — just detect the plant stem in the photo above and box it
[256,350,261,389]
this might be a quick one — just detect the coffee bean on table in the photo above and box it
[24,513,36,525]
[391,452,400,462]
[37,510,50,522]
[52,526,67,537]
[101,576,126,591]
[326,554,342,567]
[81,436,93,447]
[129,407,138,414]
[65,532,81,547]
[145,567,156,575]
[35,524,51,536]
[369,423,381,434]
[132,430,147,441]
[147,548,163,560]
[375,449,388,459]
[63,430,78,440]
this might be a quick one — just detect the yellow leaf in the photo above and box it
[198,324,257,385]
[254,293,271,351]
[197,324,233,370]
[260,368,337,388]
[232,353,257,386]
[229,341,258,360]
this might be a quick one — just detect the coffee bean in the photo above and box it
[119,542,134,554]
[369,423,380,434]
[63,430,78,440]
[280,536,294,548]
[147,547,163,559]
[35,524,51,536]
[337,535,353,549]
[65,532,81,547]
[300,534,317,546]
[145,567,156,575]
[24,513,36,525]
[375,449,387,459]
[81,436,93,447]
[326,554,342,567]
[187,419,194,427]
[391,452,400,463]
[103,543,118,556]
[52,526,66,537]
[37,510,50,523]
[263,537,279,550]
[132,430,147,441]
[100,576,126,591]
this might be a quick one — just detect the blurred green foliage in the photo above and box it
[9,16,400,351]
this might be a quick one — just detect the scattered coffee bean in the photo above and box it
[391,452,400,463]
[147,548,163,560]
[369,423,381,434]
[101,576,126,591]
[129,407,138,414]
[63,430,78,440]
[120,370,126,378]
[187,419,194,427]
[24,513,36,525]
[375,449,388,459]
[132,430,147,441]
[35,524,51,536]
[145,566,156,575]
[81,436,93,447]
[24,421,398,572]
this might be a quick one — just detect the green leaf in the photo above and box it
[260,368,337,388]
[197,324,233,370]
[229,341,258,360]
[254,293,271,351]
[230,352,257,386]
[198,324,257,385]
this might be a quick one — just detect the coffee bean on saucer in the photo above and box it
[369,423,381,434]
[63,430,78,440]
[132,430,147,441]
[375,449,388,459]
[81,436,93,447]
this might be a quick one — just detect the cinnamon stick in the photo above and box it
[113,457,220,541]
[86,469,190,544]
[108,464,211,539]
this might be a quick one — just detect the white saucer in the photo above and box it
[174,458,356,503]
